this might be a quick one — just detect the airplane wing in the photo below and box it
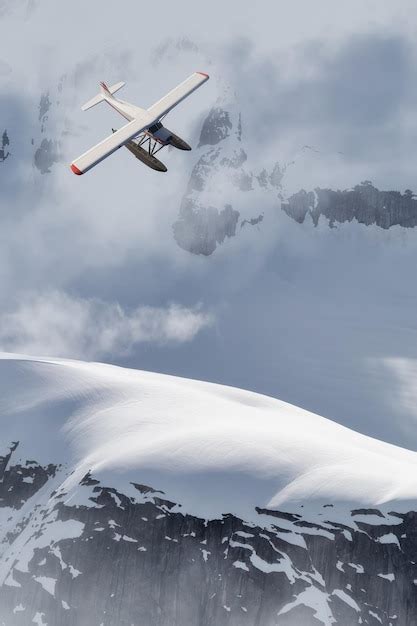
[147,72,209,120]
[70,117,150,175]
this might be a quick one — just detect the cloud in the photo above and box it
[217,32,416,178]
[0,0,36,18]
[0,291,213,360]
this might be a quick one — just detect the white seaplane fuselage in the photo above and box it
[70,72,209,175]
[102,86,172,146]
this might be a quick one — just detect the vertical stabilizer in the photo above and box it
[81,81,126,111]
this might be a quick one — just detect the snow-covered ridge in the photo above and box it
[1,352,417,522]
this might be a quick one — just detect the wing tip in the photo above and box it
[197,71,209,79]
[70,163,83,175]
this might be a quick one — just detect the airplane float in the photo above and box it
[70,72,209,175]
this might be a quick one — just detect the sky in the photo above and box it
[2,0,417,450]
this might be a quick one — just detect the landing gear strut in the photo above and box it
[137,134,165,157]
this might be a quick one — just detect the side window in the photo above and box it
[149,122,163,134]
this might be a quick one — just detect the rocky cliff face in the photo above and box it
[1,442,416,626]
[174,103,417,257]
[173,104,281,256]
[32,91,61,174]
[0,130,10,163]
[282,182,417,229]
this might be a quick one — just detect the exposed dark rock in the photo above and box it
[33,137,60,174]
[80,471,100,486]
[351,508,385,518]
[1,442,417,624]
[175,108,279,255]
[38,93,51,123]
[198,108,233,148]
[185,150,220,194]
[0,442,58,510]
[237,113,242,142]
[0,129,10,162]
[173,200,239,256]
[255,507,301,522]
[282,188,315,223]
[241,214,264,228]
[132,482,164,495]
[283,181,417,229]
[269,162,285,189]
[257,163,285,191]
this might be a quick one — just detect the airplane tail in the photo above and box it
[81,81,126,111]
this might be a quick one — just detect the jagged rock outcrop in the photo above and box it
[175,106,417,254]
[173,106,280,255]
[33,92,61,174]
[173,200,239,256]
[197,108,235,148]
[0,129,10,162]
[282,181,417,229]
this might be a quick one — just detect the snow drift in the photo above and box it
[1,352,417,522]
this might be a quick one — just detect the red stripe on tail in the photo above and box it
[100,81,110,93]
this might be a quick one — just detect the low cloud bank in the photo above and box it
[0,291,213,360]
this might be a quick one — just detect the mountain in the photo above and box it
[175,106,417,256]
[1,354,417,625]
[173,103,281,255]
[282,182,417,229]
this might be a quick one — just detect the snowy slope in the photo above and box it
[3,353,417,625]
[2,352,417,524]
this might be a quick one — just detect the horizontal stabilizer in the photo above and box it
[81,93,104,111]
[81,81,126,111]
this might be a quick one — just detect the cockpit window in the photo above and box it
[148,122,163,134]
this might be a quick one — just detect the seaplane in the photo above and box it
[70,72,209,175]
